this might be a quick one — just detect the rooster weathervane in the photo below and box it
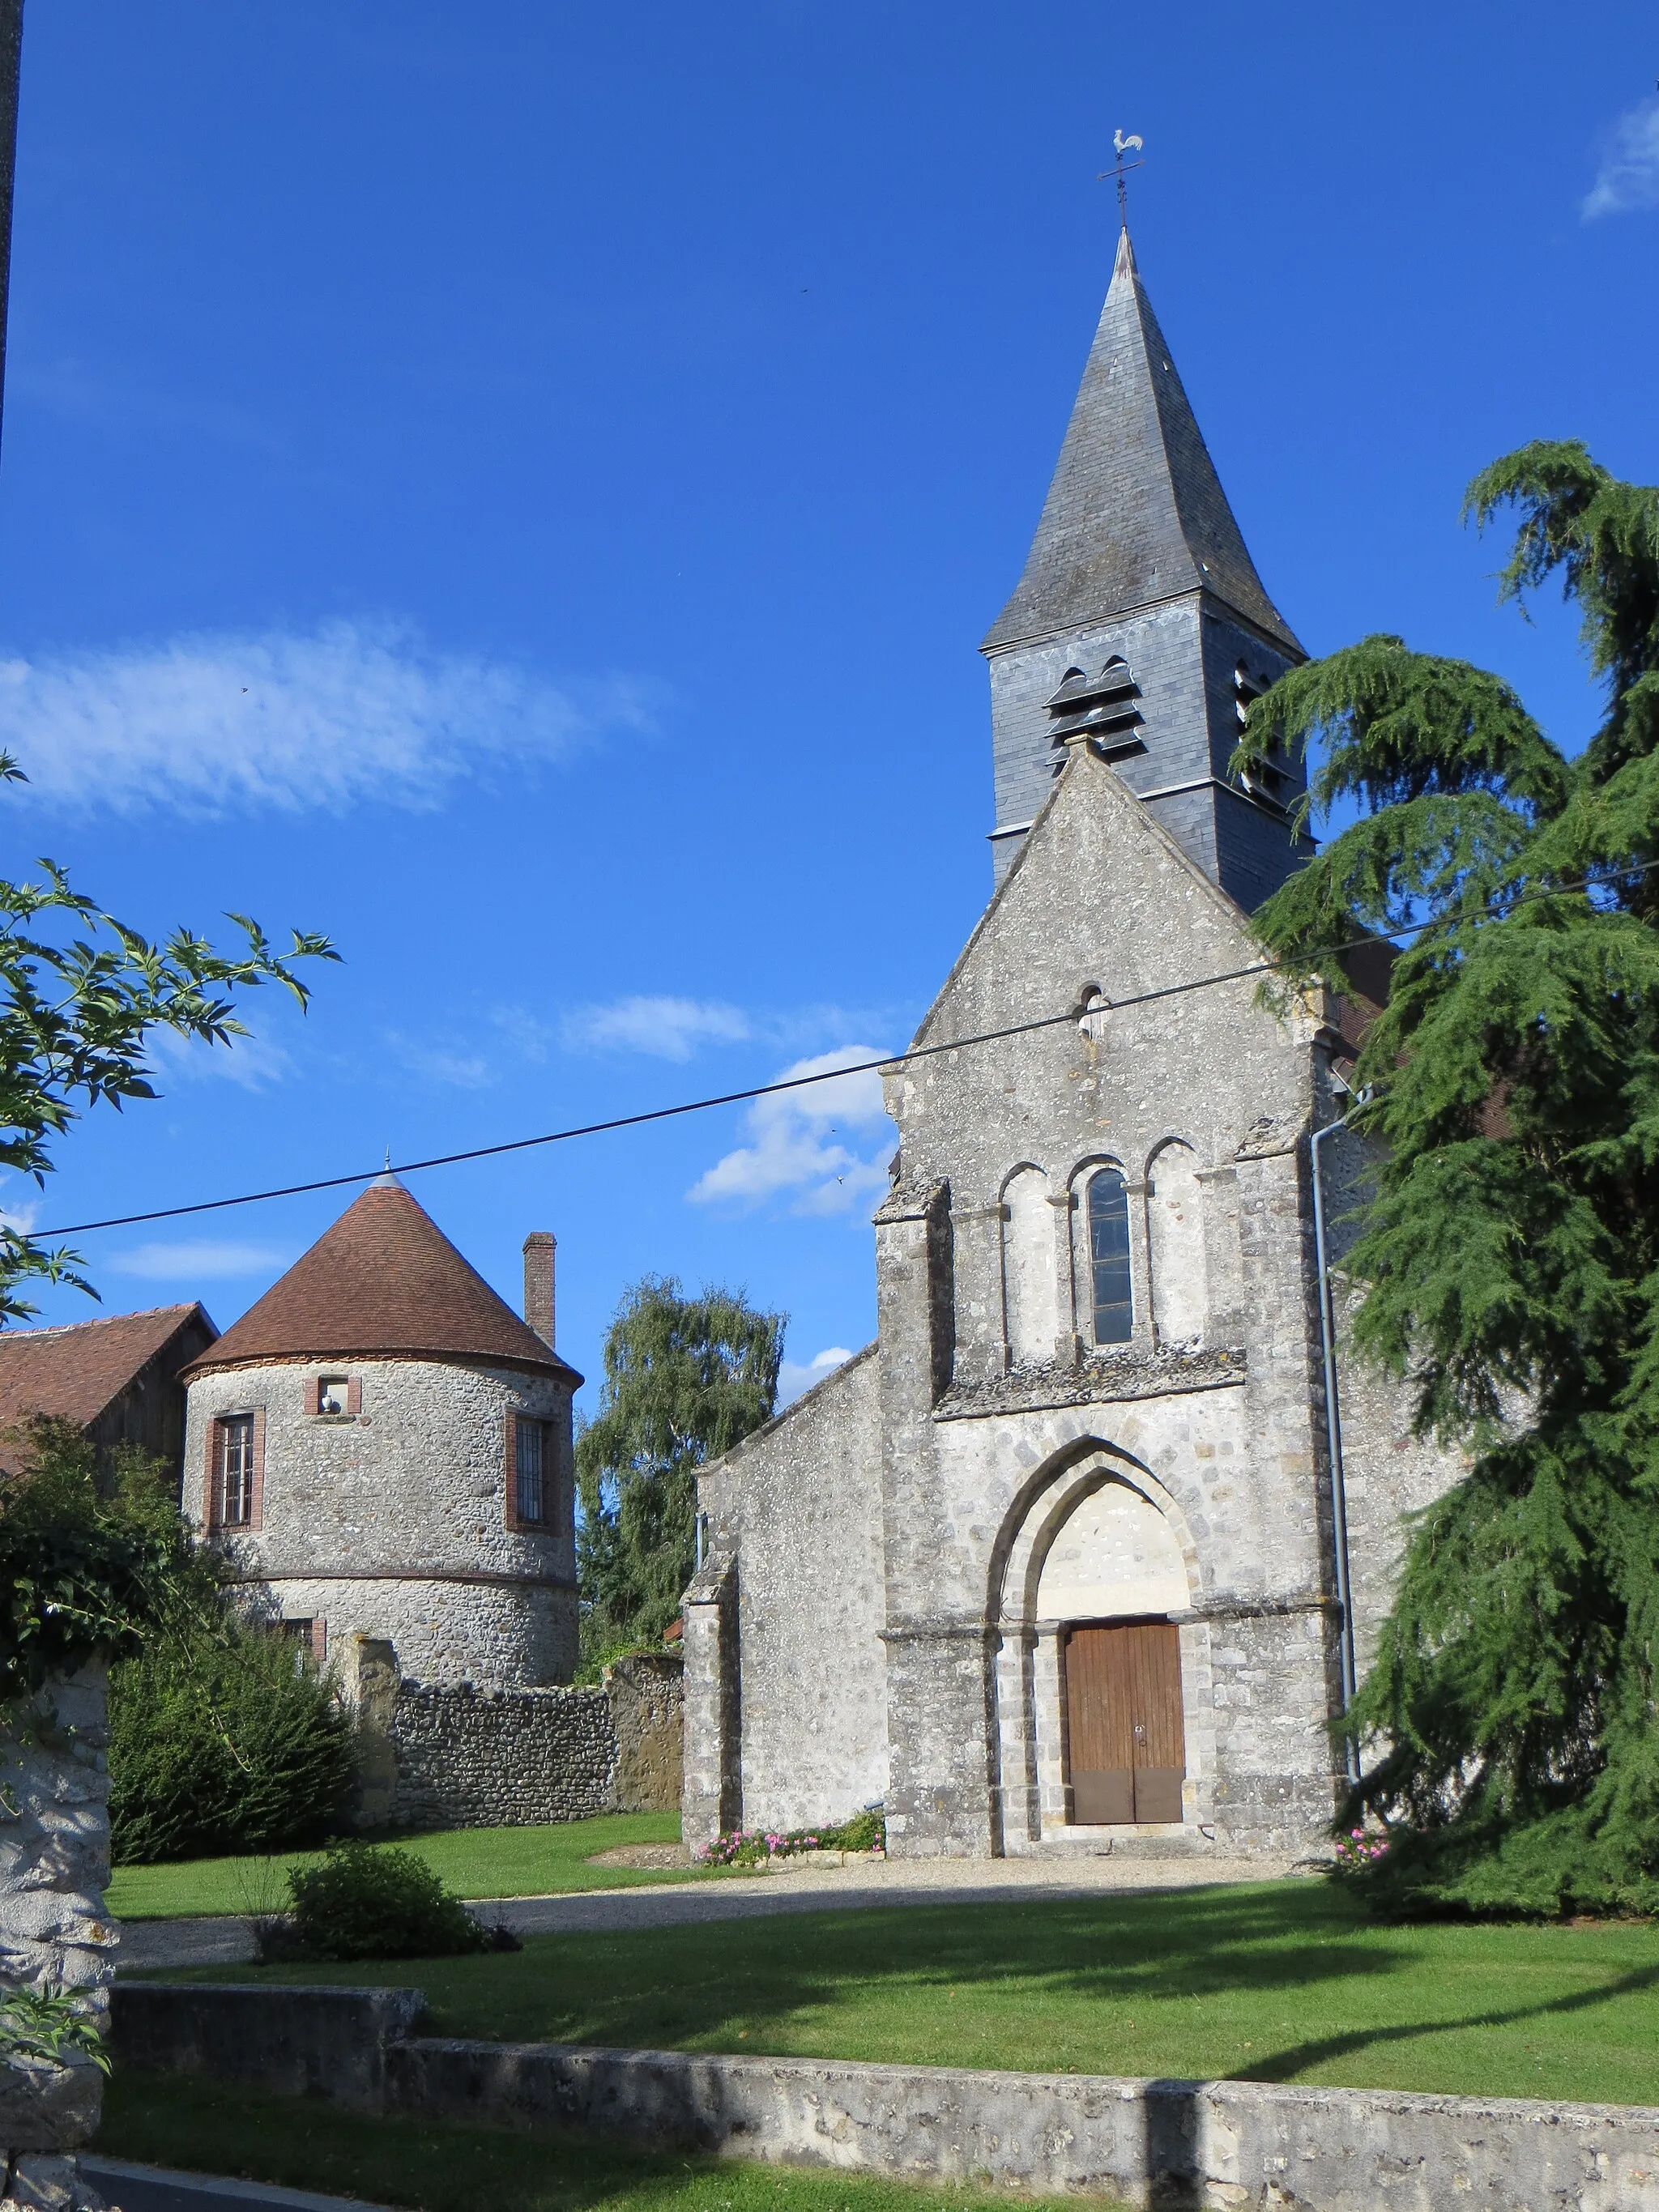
[1100,129,1145,227]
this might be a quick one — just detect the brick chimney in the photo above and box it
[522,1231,556,1349]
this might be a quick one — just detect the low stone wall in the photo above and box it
[354,1648,684,1832]
[109,1983,1659,2212]
[386,1683,616,1831]
[109,1984,423,2112]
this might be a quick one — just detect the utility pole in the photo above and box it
[0,0,24,461]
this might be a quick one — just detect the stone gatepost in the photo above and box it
[342,1636,401,1830]
[0,1664,117,2210]
[680,1554,740,1850]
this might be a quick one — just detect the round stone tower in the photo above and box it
[181,1174,582,1688]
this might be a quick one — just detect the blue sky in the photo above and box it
[1,2,1654,1409]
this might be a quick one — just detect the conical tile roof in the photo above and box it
[184,1178,578,1381]
[983,230,1301,655]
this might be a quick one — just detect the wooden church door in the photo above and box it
[1064,1622,1185,1824]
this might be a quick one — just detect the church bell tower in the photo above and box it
[981,228,1312,908]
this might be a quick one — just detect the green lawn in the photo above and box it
[153,1881,1659,2108]
[97,2071,1120,2212]
[108,1811,690,1920]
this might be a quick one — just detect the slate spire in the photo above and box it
[984,230,1299,655]
[979,228,1311,908]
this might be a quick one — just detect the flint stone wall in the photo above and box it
[185,1354,578,1690]
[109,1982,1659,2212]
[385,1682,613,1830]
[355,1648,684,1831]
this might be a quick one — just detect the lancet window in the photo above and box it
[1087,1168,1133,1345]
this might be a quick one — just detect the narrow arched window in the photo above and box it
[1088,1169,1132,1345]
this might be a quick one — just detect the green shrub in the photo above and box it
[828,1807,885,1854]
[279,1842,492,1961]
[109,1617,356,1865]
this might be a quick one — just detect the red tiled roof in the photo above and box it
[0,1304,216,1437]
[184,1178,578,1381]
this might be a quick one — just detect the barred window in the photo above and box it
[1088,1168,1133,1345]
[219,1413,256,1526]
[280,1617,322,1665]
[514,1417,547,1525]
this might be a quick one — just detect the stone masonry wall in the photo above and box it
[386,1682,615,1830]
[681,752,1448,1864]
[184,1354,578,1689]
[606,1653,685,1815]
[698,1345,886,1838]
[0,1668,113,2010]
[0,1666,115,2203]
[350,1645,684,1832]
[113,1980,1659,2212]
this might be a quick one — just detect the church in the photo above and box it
[680,230,1461,1861]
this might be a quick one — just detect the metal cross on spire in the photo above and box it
[1099,127,1144,228]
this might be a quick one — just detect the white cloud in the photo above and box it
[109,1240,288,1281]
[562,995,753,1062]
[1583,98,1659,219]
[146,1028,295,1093]
[688,1045,894,1216]
[777,1345,854,1408]
[0,620,661,817]
[489,1007,557,1064]
[384,1030,495,1090]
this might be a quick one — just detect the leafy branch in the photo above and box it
[0,1984,109,2077]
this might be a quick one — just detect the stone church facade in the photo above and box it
[681,231,1460,1861]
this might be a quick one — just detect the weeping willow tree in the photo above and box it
[1236,441,1659,1913]
[575,1276,783,1664]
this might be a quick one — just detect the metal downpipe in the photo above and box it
[1311,1102,1366,1788]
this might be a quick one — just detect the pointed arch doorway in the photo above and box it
[991,1451,1209,1848]
[1037,1473,1189,1828]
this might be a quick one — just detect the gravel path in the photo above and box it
[114,1850,1305,1973]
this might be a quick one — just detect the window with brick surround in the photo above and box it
[518,1417,546,1524]
[207,1409,265,1531]
[505,1412,552,1529]
[281,1617,326,1665]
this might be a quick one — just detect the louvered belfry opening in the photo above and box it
[1045,655,1146,776]
[1063,1619,1186,1824]
[1231,658,1297,815]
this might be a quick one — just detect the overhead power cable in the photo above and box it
[34,856,1659,1242]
